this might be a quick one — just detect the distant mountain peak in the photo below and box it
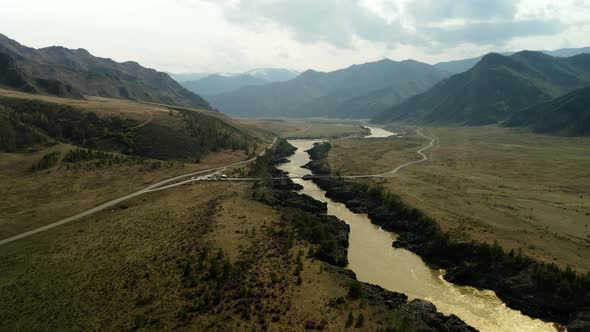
[512,50,553,59]
[207,58,449,119]
[374,51,590,126]
[375,58,394,64]
[480,52,504,61]
[435,47,590,74]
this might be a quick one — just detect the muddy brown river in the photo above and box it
[278,129,560,332]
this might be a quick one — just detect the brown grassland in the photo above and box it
[326,125,590,273]
[0,94,399,330]
[0,88,275,239]
[0,88,274,143]
[0,144,253,239]
[0,181,394,331]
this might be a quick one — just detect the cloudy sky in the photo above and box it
[1,0,589,73]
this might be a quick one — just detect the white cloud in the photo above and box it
[0,0,587,73]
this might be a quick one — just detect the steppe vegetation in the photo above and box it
[327,125,590,272]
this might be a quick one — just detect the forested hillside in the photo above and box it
[0,96,256,161]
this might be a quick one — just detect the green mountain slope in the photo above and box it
[207,59,448,119]
[505,85,590,136]
[373,51,590,125]
[0,34,212,110]
[434,47,590,74]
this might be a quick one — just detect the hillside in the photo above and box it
[505,85,590,136]
[0,89,263,161]
[0,34,212,110]
[434,46,590,74]
[207,59,448,119]
[374,51,590,125]
[178,68,300,96]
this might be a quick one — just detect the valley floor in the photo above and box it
[0,144,253,239]
[0,181,400,331]
[326,125,590,273]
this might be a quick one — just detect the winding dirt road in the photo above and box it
[0,128,435,246]
[0,139,277,246]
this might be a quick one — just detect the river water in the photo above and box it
[277,127,559,332]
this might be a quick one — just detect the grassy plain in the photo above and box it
[0,182,395,331]
[327,125,590,272]
[0,143,254,239]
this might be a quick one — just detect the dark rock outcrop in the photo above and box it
[312,215,349,267]
[398,299,478,332]
[280,192,327,214]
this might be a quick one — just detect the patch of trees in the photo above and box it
[180,109,250,154]
[63,148,118,163]
[0,97,134,149]
[32,147,174,172]
[349,182,450,251]
[129,109,255,162]
[306,142,331,160]
[0,106,45,151]
[249,138,296,177]
[0,97,257,162]
[61,148,159,170]
[31,151,60,172]
[280,207,348,267]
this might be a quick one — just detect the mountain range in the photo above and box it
[373,51,590,126]
[182,74,269,96]
[0,34,212,110]
[434,46,590,74]
[178,68,300,96]
[206,59,449,119]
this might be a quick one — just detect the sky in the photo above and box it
[1,0,589,73]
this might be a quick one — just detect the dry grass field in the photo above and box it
[0,88,210,121]
[327,125,590,272]
[0,143,255,239]
[0,88,275,240]
[0,182,395,331]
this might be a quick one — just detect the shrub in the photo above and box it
[348,280,362,299]
[346,312,354,328]
[355,313,364,328]
[31,151,60,172]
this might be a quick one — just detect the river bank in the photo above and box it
[304,137,589,331]
[253,138,478,331]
